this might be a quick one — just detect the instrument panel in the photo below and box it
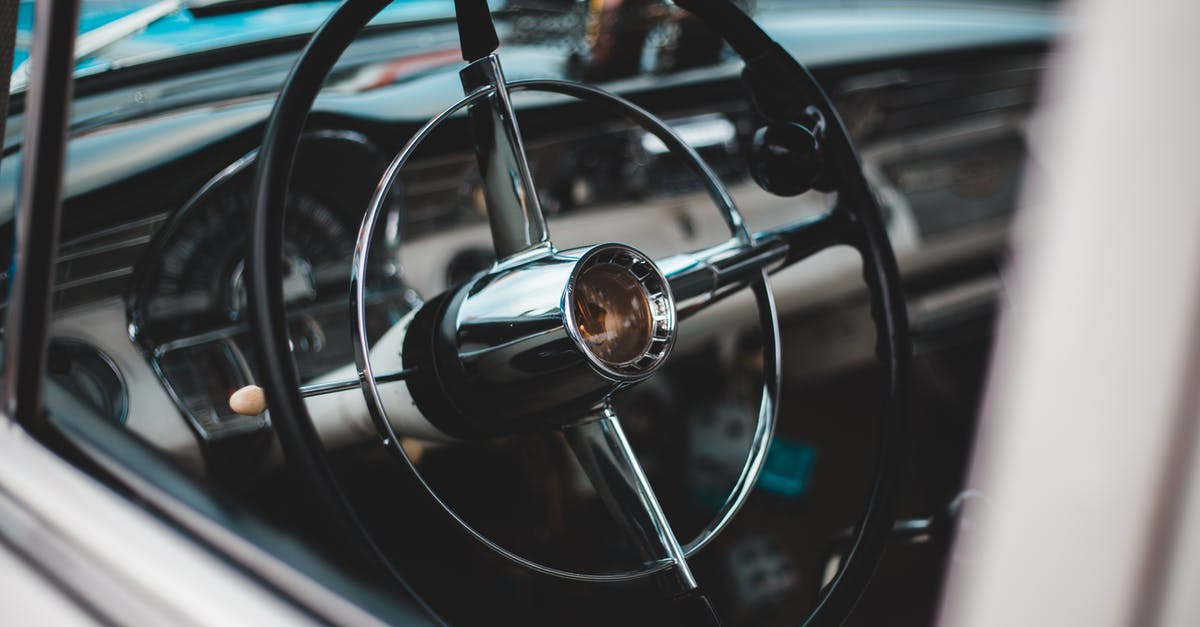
[128,132,414,441]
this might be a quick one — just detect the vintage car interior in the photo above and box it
[0,0,1063,624]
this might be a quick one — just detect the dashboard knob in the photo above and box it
[747,122,824,197]
[229,385,267,416]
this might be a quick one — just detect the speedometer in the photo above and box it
[130,134,413,442]
[143,185,351,332]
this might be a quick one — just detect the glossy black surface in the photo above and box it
[454,0,499,62]
[747,121,824,197]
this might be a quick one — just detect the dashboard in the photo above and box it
[2,2,1055,486]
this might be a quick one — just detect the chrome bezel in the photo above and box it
[563,244,677,381]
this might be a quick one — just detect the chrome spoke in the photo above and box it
[460,55,551,261]
[227,368,412,416]
[561,403,698,591]
[659,209,847,320]
[296,367,412,398]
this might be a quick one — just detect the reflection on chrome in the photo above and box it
[572,264,654,365]
[564,244,676,380]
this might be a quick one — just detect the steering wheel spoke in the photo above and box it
[460,54,552,261]
[561,403,698,591]
[661,209,848,320]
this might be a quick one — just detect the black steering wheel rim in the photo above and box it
[247,0,910,624]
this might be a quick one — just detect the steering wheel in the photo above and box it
[246,0,910,624]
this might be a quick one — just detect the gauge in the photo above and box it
[46,339,128,425]
[141,184,352,334]
[131,142,414,441]
[155,337,263,439]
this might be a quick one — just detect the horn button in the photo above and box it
[402,244,676,438]
[566,245,676,380]
[572,264,655,366]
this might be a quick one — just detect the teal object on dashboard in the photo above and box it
[757,437,816,499]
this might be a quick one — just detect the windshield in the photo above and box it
[12,0,468,88]
[12,0,1057,91]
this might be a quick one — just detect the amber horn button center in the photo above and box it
[570,264,654,366]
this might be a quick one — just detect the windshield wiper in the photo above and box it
[8,0,349,93]
[10,0,187,92]
[185,0,337,18]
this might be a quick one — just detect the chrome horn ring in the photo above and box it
[350,78,781,582]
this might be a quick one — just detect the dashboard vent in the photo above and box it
[53,213,168,310]
[838,53,1044,140]
[836,53,1046,240]
[397,153,479,237]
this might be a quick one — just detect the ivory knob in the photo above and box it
[229,385,267,416]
